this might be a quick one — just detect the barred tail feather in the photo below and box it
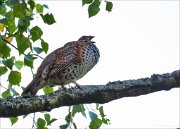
[21,77,41,97]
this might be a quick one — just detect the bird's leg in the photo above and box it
[61,84,68,91]
[72,80,82,89]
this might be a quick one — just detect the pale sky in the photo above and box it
[1,1,179,128]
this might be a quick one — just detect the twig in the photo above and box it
[1,37,19,51]
[31,113,36,129]
[32,54,44,59]
[0,84,8,90]
[1,37,44,60]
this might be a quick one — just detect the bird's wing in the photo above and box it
[49,52,76,76]
[48,42,77,76]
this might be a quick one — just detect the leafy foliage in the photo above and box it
[37,118,46,129]
[82,0,113,17]
[0,0,113,128]
[15,34,31,54]
[59,104,110,129]
[9,117,18,126]
[15,60,24,70]
[8,71,21,85]
[2,89,11,99]
[40,13,56,25]
[2,57,14,70]
[24,54,36,68]
[41,40,49,53]
[43,87,54,94]
[82,0,93,5]
[44,114,57,126]
[36,4,44,14]
[0,38,11,58]
[30,26,43,42]
[106,1,113,12]
[0,66,8,75]
[88,0,100,17]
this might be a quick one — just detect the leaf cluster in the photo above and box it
[0,0,56,95]
[59,104,110,129]
[0,0,55,126]
[82,0,113,17]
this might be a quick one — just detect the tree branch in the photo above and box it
[0,70,179,118]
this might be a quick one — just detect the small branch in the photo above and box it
[1,37,27,57]
[32,54,44,59]
[0,70,179,118]
[1,37,18,51]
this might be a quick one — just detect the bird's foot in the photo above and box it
[59,84,68,91]
[72,81,82,89]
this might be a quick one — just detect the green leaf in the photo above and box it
[36,4,43,13]
[30,26,43,42]
[0,66,8,75]
[15,60,24,70]
[15,34,30,54]
[2,89,11,99]
[13,2,27,19]
[33,47,43,54]
[0,38,11,58]
[89,111,98,121]
[89,118,102,129]
[37,118,46,129]
[72,105,81,116]
[0,4,7,15]
[106,2,113,12]
[9,117,18,126]
[17,19,30,33]
[5,10,14,19]
[5,0,19,7]
[99,106,105,117]
[2,57,14,70]
[82,0,93,5]
[49,118,57,125]
[44,113,57,126]
[41,41,49,53]
[28,0,35,10]
[43,87,54,95]
[40,13,56,25]
[72,104,86,118]
[24,54,35,68]
[65,112,71,123]
[102,117,110,125]
[59,124,68,129]
[88,0,100,17]
[8,71,21,85]
[2,17,16,34]
[44,114,50,124]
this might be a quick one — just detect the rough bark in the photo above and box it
[0,70,179,118]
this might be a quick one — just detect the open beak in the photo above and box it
[90,36,95,40]
[90,36,95,43]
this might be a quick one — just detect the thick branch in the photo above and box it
[0,70,180,118]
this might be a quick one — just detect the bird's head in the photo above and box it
[78,36,95,43]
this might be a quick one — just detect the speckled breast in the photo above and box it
[52,43,100,85]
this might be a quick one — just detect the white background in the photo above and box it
[1,1,179,128]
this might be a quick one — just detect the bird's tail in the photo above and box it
[21,76,41,97]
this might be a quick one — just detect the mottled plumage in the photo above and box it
[21,36,100,96]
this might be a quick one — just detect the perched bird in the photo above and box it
[21,36,100,97]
